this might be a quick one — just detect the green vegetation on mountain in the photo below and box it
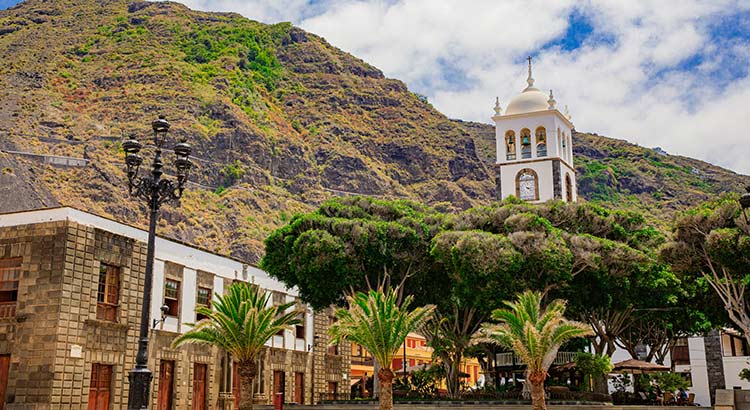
[0,0,747,262]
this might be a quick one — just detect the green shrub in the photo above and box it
[220,160,246,186]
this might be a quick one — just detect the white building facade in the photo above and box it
[493,58,577,203]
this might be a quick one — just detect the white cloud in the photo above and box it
[171,0,750,175]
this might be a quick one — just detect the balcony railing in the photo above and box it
[495,351,577,367]
[352,357,374,366]
[0,301,16,319]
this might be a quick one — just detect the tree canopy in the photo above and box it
[261,196,691,397]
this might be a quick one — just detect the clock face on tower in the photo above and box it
[518,172,537,201]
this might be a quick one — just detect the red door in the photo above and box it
[192,363,207,410]
[157,360,175,410]
[0,355,9,410]
[294,372,304,404]
[273,371,285,402]
[87,363,112,410]
[327,382,337,400]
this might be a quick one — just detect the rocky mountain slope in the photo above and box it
[0,0,747,262]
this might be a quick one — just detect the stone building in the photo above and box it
[0,207,350,409]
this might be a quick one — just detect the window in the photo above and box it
[295,313,305,340]
[505,131,516,160]
[520,129,531,159]
[0,258,21,319]
[196,287,211,321]
[164,279,180,317]
[96,264,120,322]
[535,127,547,157]
[516,169,539,201]
[722,333,749,357]
[565,174,573,202]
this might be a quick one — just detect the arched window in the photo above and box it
[565,173,573,202]
[535,127,547,157]
[520,128,531,159]
[516,168,539,201]
[557,128,562,158]
[561,131,567,161]
[505,131,516,160]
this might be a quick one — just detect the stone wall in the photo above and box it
[704,329,726,404]
[312,308,352,404]
[0,220,68,408]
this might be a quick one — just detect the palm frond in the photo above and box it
[173,282,301,362]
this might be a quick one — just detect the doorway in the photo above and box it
[192,363,207,410]
[157,360,175,410]
[294,372,304,404]
[87,363,112,410]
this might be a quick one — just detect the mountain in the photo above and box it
[0,0,747,262]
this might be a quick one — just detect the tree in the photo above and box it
[662,196,750,346]
[478,290,592,410]
[262,197,442,310]
[574,352,613,392]
[172,283,300,410]
[328,288,435,410]
[263,197,671,399]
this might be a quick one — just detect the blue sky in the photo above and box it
[3,0,750,174]
[0,0,19,9]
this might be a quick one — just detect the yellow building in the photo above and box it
[350,333,482,394]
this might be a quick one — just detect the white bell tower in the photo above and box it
[492,57,577,203]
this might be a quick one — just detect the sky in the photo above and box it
[3,0,750,174]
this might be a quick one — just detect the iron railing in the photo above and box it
[495,351,578,367]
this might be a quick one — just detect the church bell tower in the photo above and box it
[492,57,577,203]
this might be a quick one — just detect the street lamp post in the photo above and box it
[123,115,192,409]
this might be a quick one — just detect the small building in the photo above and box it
[0,207,350,409]
[350,333,482,396]
[671,330,750,407]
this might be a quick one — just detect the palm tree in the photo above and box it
[329,288,435,410]
[479,290,592,410]
[172,282,300,410]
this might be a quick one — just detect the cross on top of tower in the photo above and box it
[526,55,535,88]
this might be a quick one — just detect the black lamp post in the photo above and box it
[740,186,750,224]
[124,115,192,409]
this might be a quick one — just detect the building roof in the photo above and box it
[505,86,550,115]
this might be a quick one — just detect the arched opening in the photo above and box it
[535,127,547,157]
[561,131,568,161]
[565,173,573,202]
[557,128,562,158]
[520,128,531,159]
[516,168,539,201]
[505,130,516,160]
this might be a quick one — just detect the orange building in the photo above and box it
[350,333,482,392]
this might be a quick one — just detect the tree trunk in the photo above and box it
[373,359,381,398]
[237,359,257,410]
[378,367,395,410]
[528,371,547,410]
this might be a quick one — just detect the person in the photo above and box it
[677,388,689,405]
